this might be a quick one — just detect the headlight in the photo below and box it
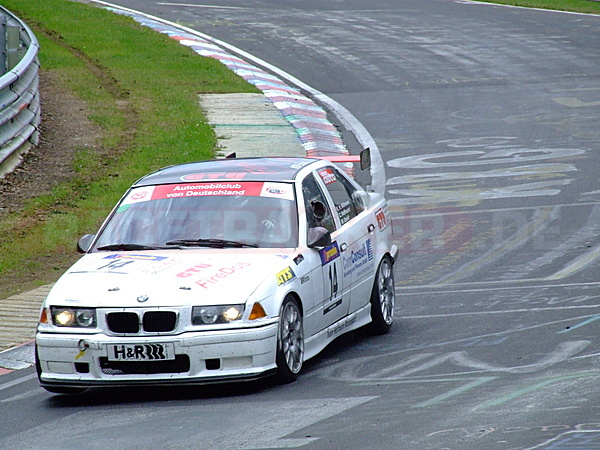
[192,305,244,325]
[51,306,97,328]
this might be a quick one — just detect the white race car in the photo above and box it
[36,156,397,393]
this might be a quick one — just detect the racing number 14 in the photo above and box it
[328,264,338,301]
[324,263,341,315]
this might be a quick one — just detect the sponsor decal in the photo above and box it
[375,208,388,231]
[290,160,313,170]
[123,186,156,205]
[276,266,296,286]
[152,182,262,199]
[336,201,352,225]
[260,182,294,201]
[319,242,340,265]
[125,182,295,202]
[343,238,374,278]
[195,262,251,289]
[327,315,357,338]
[317,168,337,185]
[177,263,212,278]
[300,275,310,284]
[102,254,167,262]
[111,343,171,361]
[293,254,304,265]
[73,254,168,274]
[141,258,178,275]
[95,258,135,273]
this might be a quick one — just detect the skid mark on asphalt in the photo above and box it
[558,315,600,334]
[531,430,600,449]
[327,341,591,384]
[475,372,600,410]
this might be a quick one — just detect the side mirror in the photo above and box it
[352,190,370,211]
[307,227,331,248]
[359,147,371,171]
[77,234,96,253]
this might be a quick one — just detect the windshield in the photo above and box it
[94,181,299,249]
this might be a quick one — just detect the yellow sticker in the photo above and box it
[276,267,296,286]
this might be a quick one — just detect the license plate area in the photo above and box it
[108,343,175,361]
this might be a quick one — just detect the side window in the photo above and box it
[334,168,367,214]
[317,166,360,226]
[302,173,336,233]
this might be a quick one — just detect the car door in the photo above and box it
[317,166,379,316]
[301,173,348,334]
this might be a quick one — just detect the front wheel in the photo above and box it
[274,297,304,384]
[365,255,395,335]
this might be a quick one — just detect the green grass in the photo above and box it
[475,0,600,14]
[0,0,259,298]
[0,0,597,298]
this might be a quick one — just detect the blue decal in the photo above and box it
[319,242,340,265]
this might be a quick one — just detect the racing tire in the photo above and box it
[364,255,395,335]
[35,345,87,395]
[274,297,304,384]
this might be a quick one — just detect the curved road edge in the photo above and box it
[93,0,387,195]
[0,0,387,375]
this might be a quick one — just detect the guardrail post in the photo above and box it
[6,23,24,71]
[0,14,6,71]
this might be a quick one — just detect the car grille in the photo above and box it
[99,355,190,375]
[106,311,178,334]
[107,312,139,333]
[143,311,177,332]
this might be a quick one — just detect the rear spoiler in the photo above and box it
[314,148,371,171]
[222,147,371,171]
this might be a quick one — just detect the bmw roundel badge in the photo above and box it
[137,295,149,303]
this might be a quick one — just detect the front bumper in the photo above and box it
[36,323,278,388]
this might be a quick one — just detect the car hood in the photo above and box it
[46,249,295,308]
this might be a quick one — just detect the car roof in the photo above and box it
[133,157,320,186]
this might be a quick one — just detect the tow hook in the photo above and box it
[76,339,89,360]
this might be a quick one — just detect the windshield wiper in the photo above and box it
[165,238,258,248]
[96,243,160,251]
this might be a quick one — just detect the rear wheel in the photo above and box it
[365,255,395,335]
[274,297,304,384]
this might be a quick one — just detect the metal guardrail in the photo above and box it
[0,7,40,173]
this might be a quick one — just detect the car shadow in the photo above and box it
[45,380,269,407]
[44,324,404,407]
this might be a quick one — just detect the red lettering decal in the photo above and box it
[375,208,388,231]
[318,168,337,185]
[177,263,212,278]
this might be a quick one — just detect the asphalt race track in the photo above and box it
[1,1,599,449]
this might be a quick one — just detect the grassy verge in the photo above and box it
[0,0,258,298]
[475,0,600,14]
[0,0,597,298]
